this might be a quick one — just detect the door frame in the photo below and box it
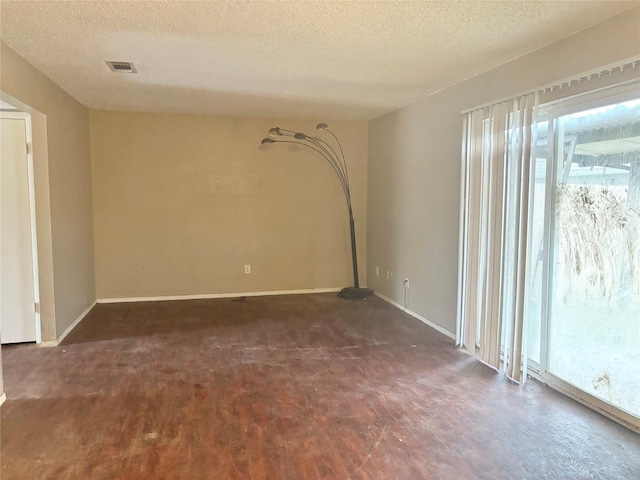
[1,110,41,343]
[531,84,640,431]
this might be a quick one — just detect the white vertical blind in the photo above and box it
[457,93,538,384]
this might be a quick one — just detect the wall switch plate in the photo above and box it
[376,267,379,276]
[244,265,251,274]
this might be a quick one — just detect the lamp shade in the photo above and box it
[269,127,281,137]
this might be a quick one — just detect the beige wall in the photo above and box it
[91,111,367,299]
[367,8,640,335]
[1,42,96,339]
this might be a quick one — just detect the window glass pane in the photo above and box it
[526,116,549,366]
[547,98,640,417]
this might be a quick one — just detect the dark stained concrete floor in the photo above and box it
[1,293,639,479]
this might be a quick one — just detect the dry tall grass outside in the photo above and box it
[556,183,640,300]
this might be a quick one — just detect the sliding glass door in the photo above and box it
[530,92,640,425]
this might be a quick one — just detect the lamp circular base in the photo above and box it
[337,287,374,299]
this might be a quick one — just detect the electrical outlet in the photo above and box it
[244,264,251,274]
[375,266,379,276]
[404,278,410,288]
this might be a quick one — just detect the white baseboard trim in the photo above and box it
[0,393,6,406]
[49,301,97,345]
[374,292,456,341]
[97,288,343,304]
[56,301,97,344]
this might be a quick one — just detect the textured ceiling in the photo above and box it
[1,1,638,120]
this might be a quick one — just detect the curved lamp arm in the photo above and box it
[261,138,351,209]
[265,129,350,203]
[306,136,348,183]
[317,124,350,186]
[268,127,350,198]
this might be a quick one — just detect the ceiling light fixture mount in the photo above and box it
[260,123,373,300]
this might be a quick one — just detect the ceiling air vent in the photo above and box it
[105,61,137,73]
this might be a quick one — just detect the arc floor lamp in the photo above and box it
[261,124,373,299]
